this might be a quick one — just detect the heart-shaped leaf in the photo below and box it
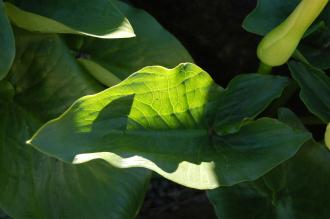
[30,63,310,189]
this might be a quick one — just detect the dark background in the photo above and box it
[130,1,259,218]
[131,0,259,86]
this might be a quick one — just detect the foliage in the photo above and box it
[0,0,329,218]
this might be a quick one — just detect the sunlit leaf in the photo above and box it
[30,63,309,189]
[0,30,150,219]
[71,0,193,85]
[5,0,134,38]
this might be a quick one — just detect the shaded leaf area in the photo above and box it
[0,209,10,219]
[5,0,134,38]
[67,0,193,86]
[289,61,330,123]
[298,24,330,69]
[214,74,288,134]
[242,0,299,36]
[0,0,15,80]
[30,63,309,190]
[0,30,150,219]
[208,108,330,219]
[326,123,330,148]
[243,0,330,69]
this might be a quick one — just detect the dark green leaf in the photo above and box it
[243,0,329,36]
[215,74,288,134]
[242,0,299,36]
[289,61,330,122]
[0,30,150,219]
[277,108,306,131]
[299,26,330,70]
[5,0,134,38]
[0,0,15,80]
[208,109,329,219]
[71,0,193,85]
[326,123,330,148]
[30,63,309,189]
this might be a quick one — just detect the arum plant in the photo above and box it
[1,0,330,218]
[257,0,329,73]
[207,1,330,218]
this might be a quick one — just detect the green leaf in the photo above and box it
[208,109,329,219]
[77,59,122,87]
[0,30,150,219]
[289,61,330,122]
[298,28,330,69]
[277,108,306,131]
[0,209,9,219]
[326,122,330,149]
[243,0,329,36]
[215,74,288,134]
[243,0,299,36]
[30,63,309,189]
[0,0,15,80]
[5,0,134,39]
[69,0,193,84]
[244,0,330,69]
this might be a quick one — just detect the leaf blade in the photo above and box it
[5,0,134,39]
[0,30,150,219]
[30,63,310,189]
[0,0,15,80]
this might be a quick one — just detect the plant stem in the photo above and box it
[257,62,273,74]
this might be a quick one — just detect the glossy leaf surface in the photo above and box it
[214,74,289,134]
[289,61,330,123]
[5,0,134,38]
[208,109,328,219]
[0,30,150,219]
[30,63,309,189]
[72,0,193,84]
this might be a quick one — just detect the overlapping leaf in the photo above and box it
[242,0,299,36]
[208,108,329,219]
[244,0,330,69]
[289,61,330,123]
[70,0,193,86]
[214,74,289,134]
[5,0,134,38]
[30,63,309,189]
[0,30,150,219]
[0,0,15,80]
